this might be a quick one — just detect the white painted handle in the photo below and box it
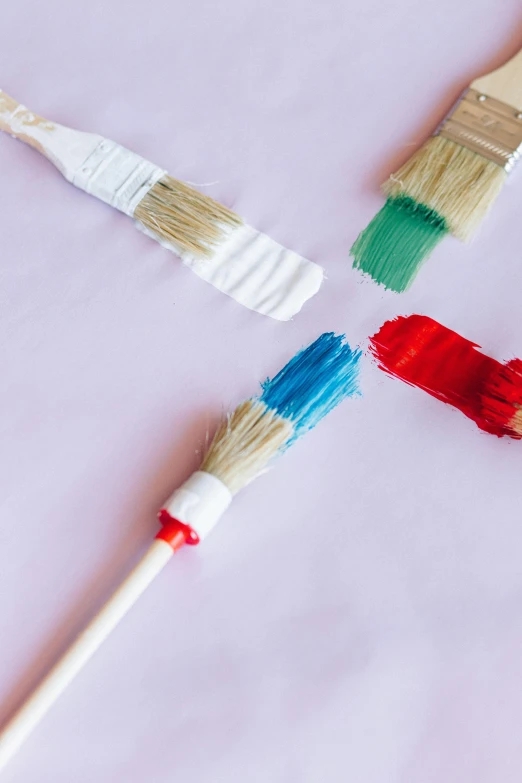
[0,89,165,216]
[0,89,102,175]
[0,91,52,152]
[0,539,173,772]
[472,48,522,110]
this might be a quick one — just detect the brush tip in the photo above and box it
[260,332,361,440]
[351,197,447,292]
[480,359,522,439]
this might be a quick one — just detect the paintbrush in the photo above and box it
[0,332,361,772]
[351,47,522,292]
[370,314,522,438]
[0,89,323,320]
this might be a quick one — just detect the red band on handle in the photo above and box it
[156,509,200,551]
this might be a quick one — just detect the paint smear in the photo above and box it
[260,332,362,442]
[370,315,522,438]
[351,196,447,293]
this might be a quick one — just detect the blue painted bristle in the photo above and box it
[259,332,361,443]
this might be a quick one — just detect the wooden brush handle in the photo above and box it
[0,539,174,772]
[472,48,522,111]
[0,90,54,153]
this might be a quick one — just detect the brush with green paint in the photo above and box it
[351,46,522,292]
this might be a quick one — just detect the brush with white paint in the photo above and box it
[0,332,361,772]
[0,89,323,320]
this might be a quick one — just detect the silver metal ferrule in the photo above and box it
[437,88,522,173]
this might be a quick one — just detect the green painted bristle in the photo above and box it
[350,196,448,293]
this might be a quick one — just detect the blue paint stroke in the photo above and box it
[260,332,362,443]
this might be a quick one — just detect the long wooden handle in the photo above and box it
[472,48,522,111]
[0,90,54,152]
[0,539,174,772]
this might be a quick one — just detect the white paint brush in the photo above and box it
[0,90,323,320]
[0,333,361,772]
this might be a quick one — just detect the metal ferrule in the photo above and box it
[437,88,522,173]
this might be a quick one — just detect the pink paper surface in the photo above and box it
[2,1,522,780]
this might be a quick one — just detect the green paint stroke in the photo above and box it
[351,196,448,292]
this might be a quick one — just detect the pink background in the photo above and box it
[2,1,522,780]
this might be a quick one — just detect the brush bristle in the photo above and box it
[383,135,506,241]
[202,333,362,494]
[201,400,292,495]
[260,332,361,441]
[479,358,522,439]
[351,196,447,292]
[134,175,242,258]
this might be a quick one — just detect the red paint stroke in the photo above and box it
[370,315,522,438]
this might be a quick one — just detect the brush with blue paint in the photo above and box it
[0,333,362,772]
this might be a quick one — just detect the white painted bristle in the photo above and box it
[384,135,506,241]
[201,400,293,495]
[134,175,243,258]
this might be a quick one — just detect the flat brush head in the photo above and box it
[351,196,447,293]
[383,135,506,242]
[369,314,519,437]
[202,333,362,494]
[134,174,242,258]
[351,86,518,291]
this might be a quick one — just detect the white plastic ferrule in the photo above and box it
[162,471,232,541]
